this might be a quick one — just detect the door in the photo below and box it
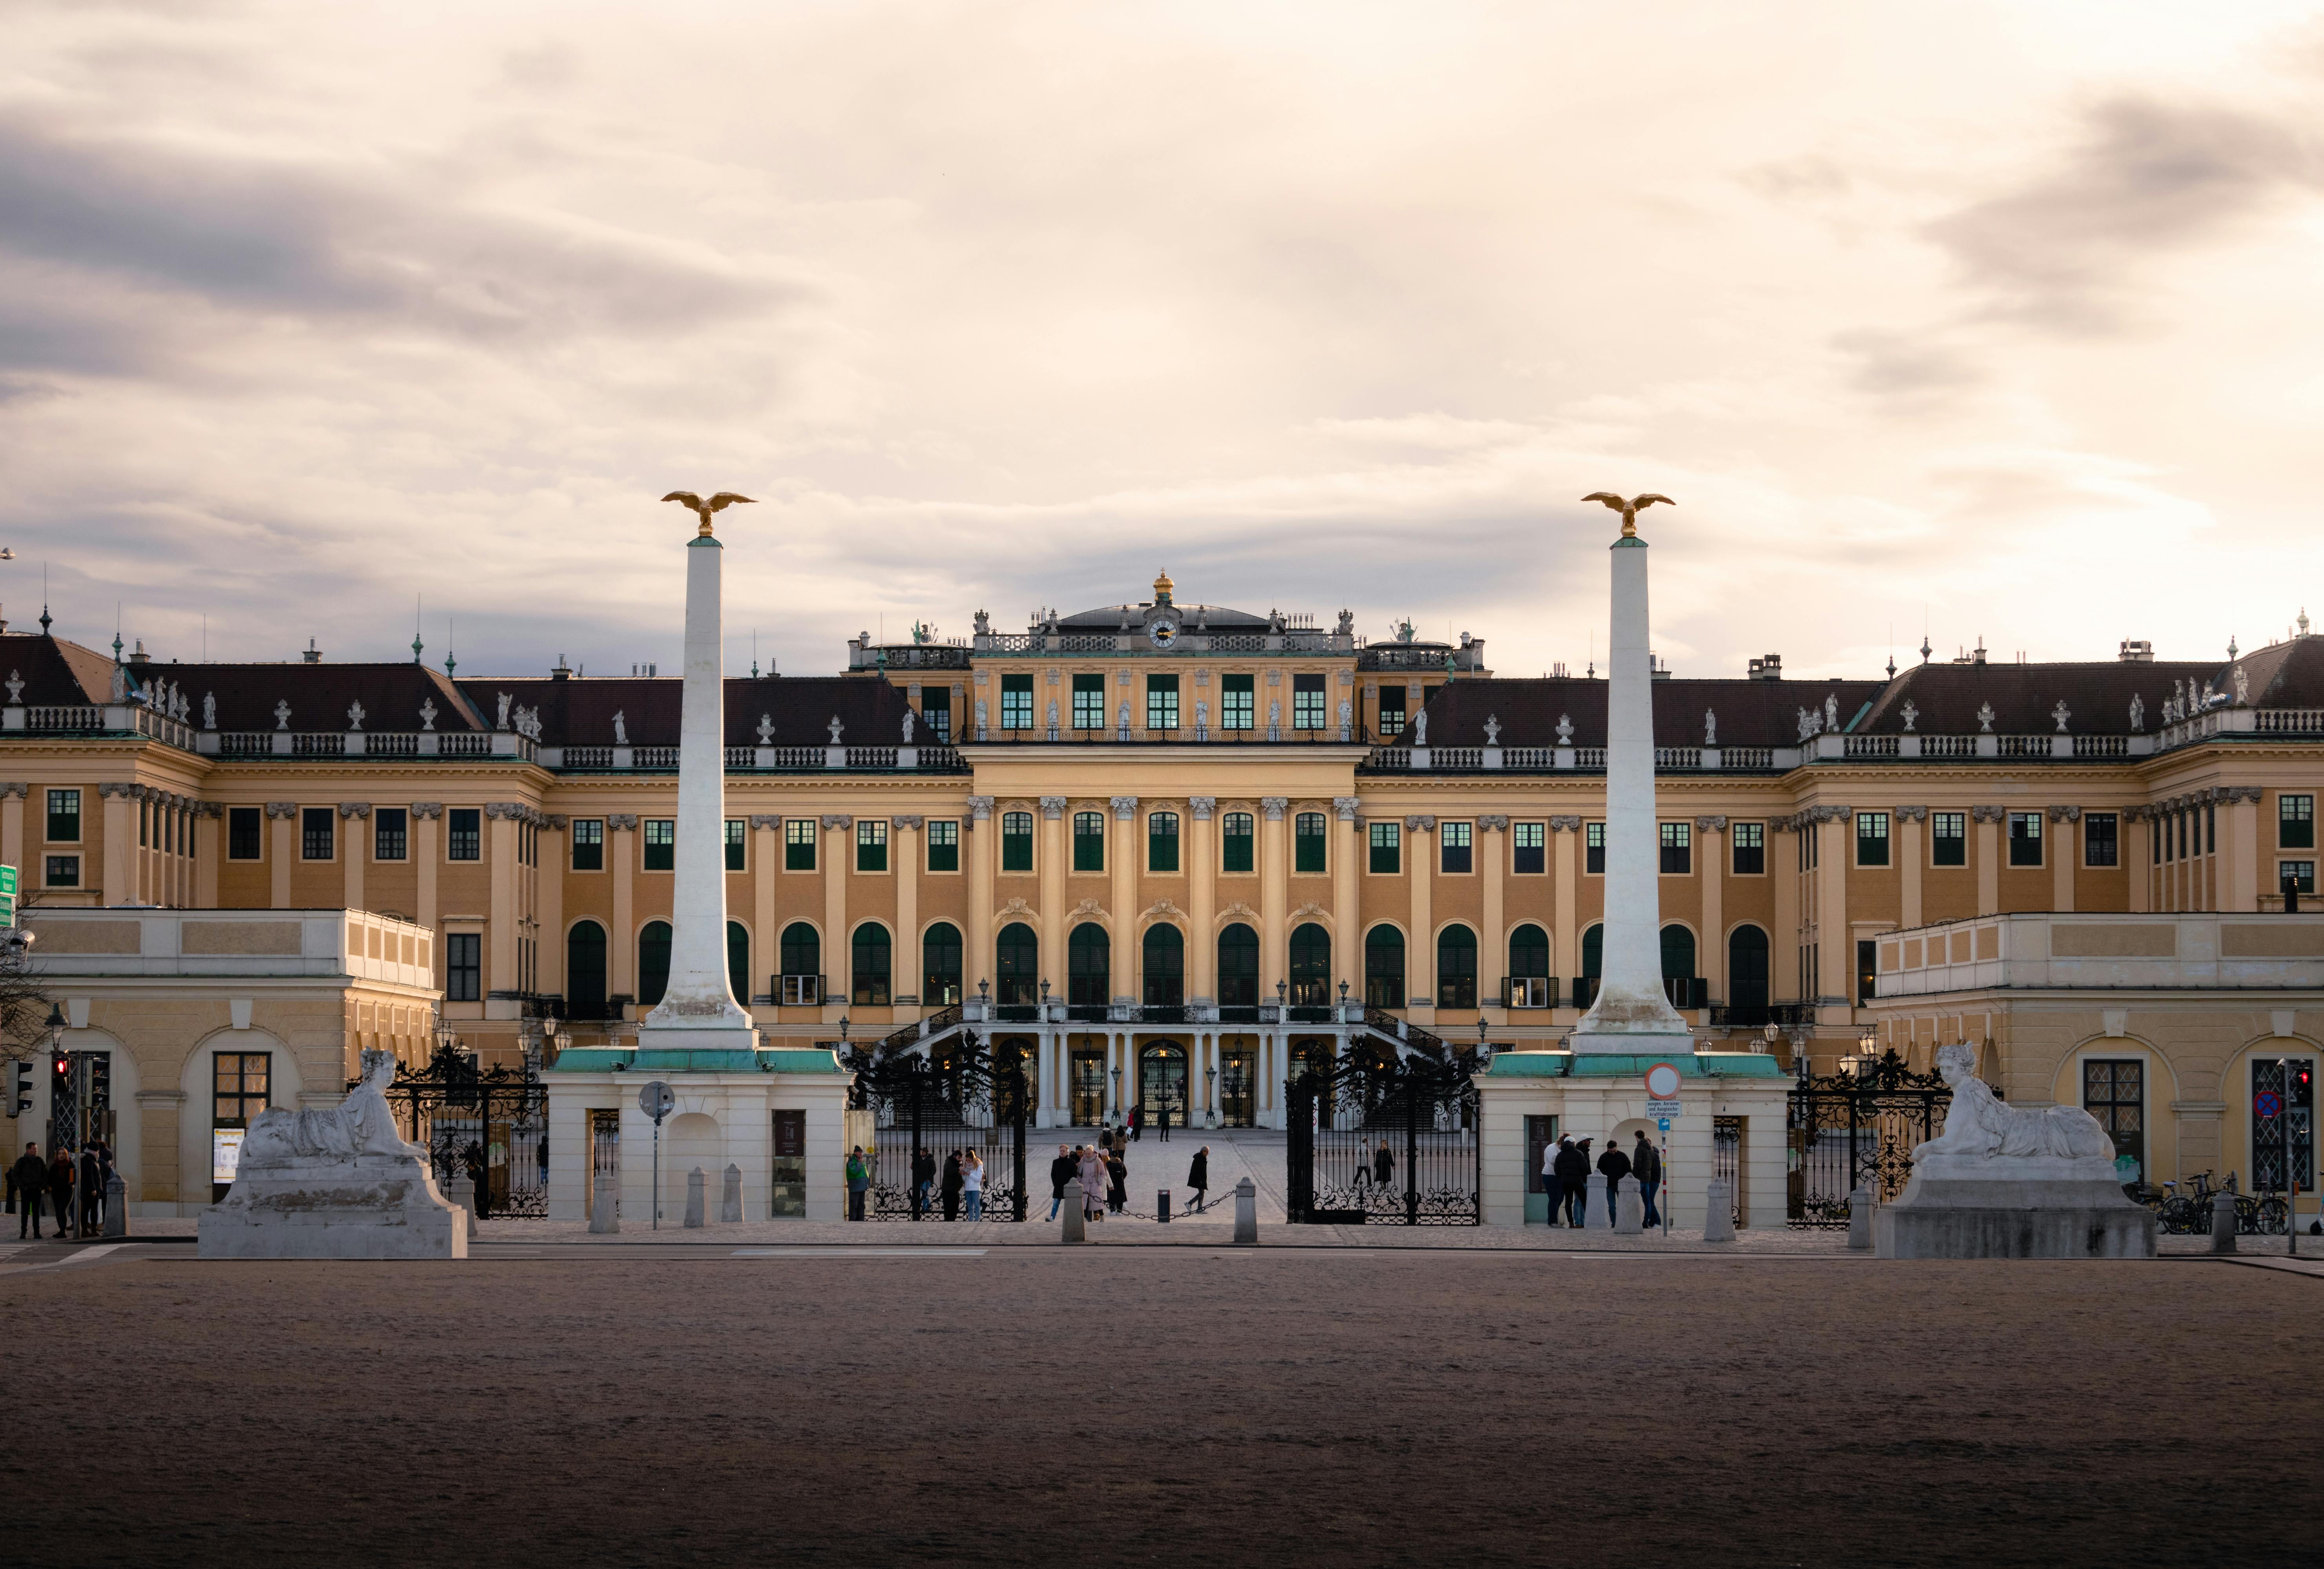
[1140,1043,1188,1125]
[1070,1049,1106,1126]
[1219,1047,1256,1127]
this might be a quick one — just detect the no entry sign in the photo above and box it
[2256,1089,2284,1120]
[1644,1061,1683,1101]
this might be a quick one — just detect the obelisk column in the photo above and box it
[1573,521,1690,1052]
[640,521,754,1048]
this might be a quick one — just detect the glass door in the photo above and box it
[1070,1049,1106,1126]
[1219,1047,1256,1126]
[1139,1043,1188,1125]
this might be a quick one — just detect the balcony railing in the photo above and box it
[1919,735,1976,758]
[1844,735,1898,759]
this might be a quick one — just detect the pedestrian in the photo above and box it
[1373,1139,1394,1192]
[78,1144,103,1236]
[48,1145,77,1240]
[940,1151,964,1221]
[1078,1145,1107,1222]
[962,1150,984,1222]
[844,1145,870,1221]
[1048,1143,1075,1221]
[911,1146,937,1220]
[1157,1103,1171,1143]
[1598,1134,1632,1220]
[10,1143,46,1240]
[1632,1131,1663,1228]
[1354,1138,1373,1192]
[1540,1136,1564,1224]
[1553,1137,1591,1227]
[1186,1146,1210,1214]
[1106,1147,1128,1214]
[1128,1103,1142,1143]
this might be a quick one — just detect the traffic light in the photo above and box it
[88,1052,110,1108]
[2295,1063,2315,1109]
[10,1060,28,1116]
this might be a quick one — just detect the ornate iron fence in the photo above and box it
[1286,1042,1480,1225]
[1786,1049,1955,1229]
[368,1045,550,1219]
[846,1033,1029,1221]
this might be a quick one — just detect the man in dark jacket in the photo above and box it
[1048,1145,1076,1221]
[1597,1138,1633,1221]
[1632,1131,1664,1228]
[911,1147,938,1220]
[79,1145,104,1235]
[11,1143,47,1239]
[1372,1141,1394,1191]
[939,1152,964,1221]
[1552,1138,1591,1227]
[1186,1146,1210,1214]
[48,1147,76,1239]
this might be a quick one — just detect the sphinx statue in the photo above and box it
[1912,1044,2114,1170]
[238,1050,419,1168]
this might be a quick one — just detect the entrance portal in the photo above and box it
[1070,1048,1106,1126]
[1219,1046,1256,1127]
[1140,1042,1188,1127]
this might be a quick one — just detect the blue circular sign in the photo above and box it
[2256,1090,2284,1120]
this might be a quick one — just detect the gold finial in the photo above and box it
[1153,568,1174,603]
[662,490,758,536]
[1581,491,1675,537]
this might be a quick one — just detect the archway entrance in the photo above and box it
[1218,1044,1257,1127]
[1140,1041,1188,1127]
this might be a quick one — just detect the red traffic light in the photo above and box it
[52,1057,68,1076]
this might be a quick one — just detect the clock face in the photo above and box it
[1148,618,1179,648]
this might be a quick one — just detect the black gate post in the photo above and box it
[1404,1070,1420,1226]
[909,1069,925,1221]
[1287,1076,1312,1223]
[1011,1066,1028,1222]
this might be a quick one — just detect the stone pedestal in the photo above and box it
[1061,1197,1086,1244]
[1614,1175,1644,1234]
[103,1174,128,1238]
[1584,1173,1613,1230]
[1874,1160,2158,1259]
[1232,1177,1258,1245]
[200,1154,467,1260]
[720,1162,743,1222]
[684,1167,707,1228]
[589,1181,618,1234]
[1702,1180,1737,1242]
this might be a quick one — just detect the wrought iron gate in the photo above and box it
[847,1032,1030,1221]
[370,1045,550,1219]
[1287,1043,1480,1225]
[1787,1050,1954,1229]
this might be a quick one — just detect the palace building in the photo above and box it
[4,578,2321,1217]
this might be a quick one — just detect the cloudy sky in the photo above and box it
[3,1,2320,685]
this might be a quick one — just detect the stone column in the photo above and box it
[822,815,851,1018]
[2128,809,2152,913]
[1772,821,1799,1003]
[195,803,221,908]
[487,804,520,996]
[1111,797,1138,1003]
[1406,816,1435,1019]
[1817,813,1849,1005]
[341,803,370,913]
[1696,816,1724,1003]
[1973,806,2001,916]
[1480,815,1507,1016]
[266,801,295,908]
[539,817,565,999]
[967,797,993,996]
[414,805,443,977]
[1333,798,1360,1001]
[1188,798,1216,1001]
[1039,798,1066,1003]
[894,815,921,1015]
[751,815,778,1001]
[1260,798,1288,1001]
[2226,788,2261,911]
[1898,807,1925,930]
[0,783,22,887]
[2049,806,2078,912]
[607,814,637,1002]
[1552,816,1580,999]
[101,783,134,905]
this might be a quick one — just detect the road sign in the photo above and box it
[640,1081,676,1122]
[0,863,16,925]
[1643,1062,1683,1100]
[1646,1098,1682,1119]
[1657,1116,1672,1134]
[2256,1089,2284,1120]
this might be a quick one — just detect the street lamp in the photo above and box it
[1476,1016,1494,1069]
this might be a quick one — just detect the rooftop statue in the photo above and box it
[1580,490,1675,538]
[660,490,756,537]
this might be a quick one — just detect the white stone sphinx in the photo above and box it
[1874,1045,2155,1259]
[199,1050,469,1260]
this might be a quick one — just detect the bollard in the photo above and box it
[589,1179,619,1234]
[443,1171,481,1239]
[1702,1179,1737,1243]
[1847,1180,1874,1251]
[1157,1188,1172,1224]
[1062,1195,1086,1244]
[684,1167,707,1229]
[1584,1172,1614,1230]
[720,1163,743,1223]
[2211,1190,2238,1253]
[103,1174,128,1238]
[1233,1177,1258,1245]
[1615,1175,1644,1235]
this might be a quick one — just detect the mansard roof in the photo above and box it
[1406,675,1889,749]
[1054,602,1271,631]
[0,633,116,706]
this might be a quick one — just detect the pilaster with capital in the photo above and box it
[1189,798,1218,999]
[1110,799,1139,1000]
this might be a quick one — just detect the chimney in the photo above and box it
[1972,637,1987,666]
[302,638,321,664]
[129,639,151,666]
[2118,639,2154,663]
[1747,653,1782,681]
[551,655,572,682]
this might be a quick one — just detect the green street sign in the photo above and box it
[0,863,16,926]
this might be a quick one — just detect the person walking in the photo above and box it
[1353,1138,1373,1195]
[844,1145,871,1221]
[11,1143,46,1240]
[911,1147,937,1221]
[939,1151,964,1221]
[1372,1139,1394,1194]
[48,1146,77,1240]
[1632,1131,1663,1228]
[1048,1143,1075,1221]
[78,1144,103,1236]
[1156,1103,1171,1143]
[1597,1135,1632,1222]
[961,1150,984,1222]
[1128,1103,1142,1143]
[1553,1137,1591,1227]
[1540,1136,1564,1225]
[1186,1146,1210,1215]
[1078,1145,1107,1223]
[1105,1147,1128,1214]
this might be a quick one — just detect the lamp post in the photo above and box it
[1109,1063,1121,1123]
[1205,1063,1217,1129]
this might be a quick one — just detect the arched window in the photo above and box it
[1148,810,1180,873]
[566,920,607,1019]
[923,922,963,1006]
[1436,925,1478,1010]
[1582,923,1603,978]
[1068,923,1110,1008]
[1143,924,1184,1007]
[852,923,891,1006]
[1661,923,1697,1010]
[779,922,820,1006]
[1507,922,1550,1009]
[1728,924,1770,1017]
[1364,925,1405,1008]
[727,921,750,1005]
[638,920,672,1008]
[1289,922,1331,1007]
[996,921,1038,1006]
[1217,922,1259,1008]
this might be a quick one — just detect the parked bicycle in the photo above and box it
[2141,1170,2289,1235]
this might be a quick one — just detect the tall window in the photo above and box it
[920,688,951,741]
[1222,811,1255,872]
[996,922,1038,1005]
[1072,673,1106,730]
[1508,925,1550,1008]
[780,923,820,1005]
[1581,925,1602,981]
[2282,794,2316,849]
[725,819,746,872]
[301,807,335,861]
[1377,687,1406,736]
[2007,812,2043,867]
[1295,812,1327,874]
[228,806,262,861]
[1440,820,1472,874]
[1513,821,1545,875]
[1068,922,1110,1007]
[1932,811,1967,867]
[2253,1058,2315,1195]
[643,818,674,871]
[448,808,481,862]
[856,819,888,872]
[1732,821,1764,875]
[727,921,750,1004]
[1856,811,1889,868]
[1218,923,1259,1007]
[1001,674,1033,730]
[374,807,408,862]
[1147,810,1179,872]
[851,923,890,1006]
[1002,810,1034,872]
[1222,674,1254,730]
[785,819,817,870]
[923,922,963,1005]
[1363,926,1404,1008]
[1728,926,1770,1014]
[637,922,671,1006]
[2282,860,2317,895]
[1855,938,1877,1004]
[1436,925,1477,1009]
[1289,922,1331,1007]
[1072,811,1105,872]
[571,817,604,871]
[1369,821,1400,875]
[927,819,959,872]
[1662,926,1697,986]
[1146,673,1179,731]
[1292,673,1326,730]
[1585,821,1606,875]
[1143,924,1184,1006]
[2085,812,2119,868]
[211,1051,272,1201]
[2083,1059,2144,1177]
[1660,821,1692,875]
[447,932,482,1001]
[566,921,607,1019]
[45,788,80,842]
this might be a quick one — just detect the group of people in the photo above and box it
[1047,1136,1214,1222]
[839,1143,991,1221]
[1351,1138,1397,1192]
[1542,1131,1663,1228]
[8,1140,115,1240]
[1120,1103,1173,1143]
